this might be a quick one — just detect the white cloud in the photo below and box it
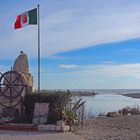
[47,63,140,79]
[0,28,37,58]
[103,61,116,64]
[44,63,140,89]
[73,63,140,79]
[45,0,140,55]
[59,64,77,69]
[117,48,140,53]
[1,0,140,59]
[0,65,11,73]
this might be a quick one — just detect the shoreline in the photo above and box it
[122,93,140,99]
[71,91,97,96]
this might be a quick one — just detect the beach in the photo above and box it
[75,115,140,140]
[74,92,140,140]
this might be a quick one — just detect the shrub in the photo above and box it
[23,90,72,124]
[63,98,85,125]
[119,105,140,115]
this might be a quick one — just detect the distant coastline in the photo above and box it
[122,93,140,99]
[71,91,97,96]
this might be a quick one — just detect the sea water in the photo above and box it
[72,89,140,117]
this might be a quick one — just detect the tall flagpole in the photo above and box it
[37,4,40,93]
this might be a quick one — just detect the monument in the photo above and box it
[0,51,34,122]
[13,51,34,94]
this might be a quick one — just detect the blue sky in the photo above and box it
[1,0,140,89]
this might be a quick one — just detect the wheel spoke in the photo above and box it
[11,75,20,84]
[0,86,9,96]
[12,84,23,87]
[0,71,24,108]
[9,73,12,105]
[12,86,20,95]
[10,94,12,105]
[3,76,10,84]
[0,84,8,86]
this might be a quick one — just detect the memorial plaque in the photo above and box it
[33,103,49,124]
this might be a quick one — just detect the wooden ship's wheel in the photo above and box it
[0,70,24,108]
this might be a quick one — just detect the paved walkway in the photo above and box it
[0,131,86,140]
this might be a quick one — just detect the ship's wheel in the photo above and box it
[0,70,24,108]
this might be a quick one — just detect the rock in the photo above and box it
[121,106,132,115]
[57,120,65,126]
[13,51,29,73]
[106,112,120,118]
[98,113,106,117]
[131,108,140,115]
[119,106,140,115]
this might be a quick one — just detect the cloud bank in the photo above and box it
[1,0,140,58]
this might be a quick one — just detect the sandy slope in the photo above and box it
[75,115,140,140]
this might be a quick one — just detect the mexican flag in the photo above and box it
[14,8,37,29]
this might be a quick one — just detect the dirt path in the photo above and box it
[0,131,85,140]
[75,115,140,140]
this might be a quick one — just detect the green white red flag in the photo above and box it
[14,8,37,29]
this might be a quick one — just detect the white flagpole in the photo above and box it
[37,4,40,93]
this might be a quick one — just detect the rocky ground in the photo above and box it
[75,115,140,140]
